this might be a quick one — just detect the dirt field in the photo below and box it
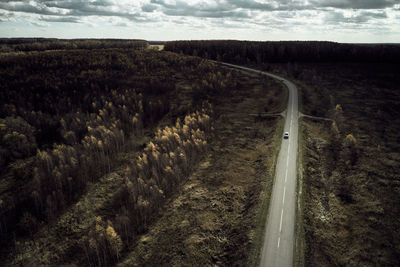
[149,44,164,51]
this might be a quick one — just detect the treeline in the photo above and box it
[0,48,231,253]
[164,40,400,63]
[0,38,148,53]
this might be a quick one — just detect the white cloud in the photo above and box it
[30,20,50,27]
[0,0,398,42]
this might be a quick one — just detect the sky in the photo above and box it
[0,0,399,43]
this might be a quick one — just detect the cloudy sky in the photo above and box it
[0,0,399,42]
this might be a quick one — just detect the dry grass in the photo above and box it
[148,45,164,51]
[294,63,400,266]
[3,59,285,266]
[117,68,285,266]
[9,168,127,265]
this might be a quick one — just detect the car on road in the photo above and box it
[283,132,289,139]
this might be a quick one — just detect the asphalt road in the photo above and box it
[216,62,299,267]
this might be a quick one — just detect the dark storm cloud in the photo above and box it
[361,11,389,19]
[142,4,158,13]
[43,0,114,14]
[163,8,250,19]
[151,0,230,13]
[0,0,397,26]
[0,1,61,15]
[224,0,274,11]
[150,0,399,18]
[0,0,151,22]
[311,0,398,9]
[325,10,388,24]
[226,0,311,11]
[150,0,251,19]
[0,11,14,22]
[0,1,128,19]
[151,0,310,16]
[43,0,132,18]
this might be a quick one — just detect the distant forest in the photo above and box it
[164,40,400,63]
[0,38,149,53]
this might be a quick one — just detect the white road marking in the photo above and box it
[218,62,298,266]
[278,82,293,251]
[285,138,291,184]
[282,187,286,205]
[285,166,288,183]
[286,111,292,183]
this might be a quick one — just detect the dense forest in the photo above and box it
[165,40,400,63]
[0,38,149,53]
[0,42,239,265]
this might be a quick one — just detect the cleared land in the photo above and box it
[149,45,164,51]
[1,49,286,265]
[162,40,400,266]
[119,68,286,266]
[293,63,400,266]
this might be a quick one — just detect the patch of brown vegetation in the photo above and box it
[118,70,284,266]
[296,63,400,266]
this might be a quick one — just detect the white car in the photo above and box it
[283,132,289,139]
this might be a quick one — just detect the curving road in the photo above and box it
[216,62,299,267]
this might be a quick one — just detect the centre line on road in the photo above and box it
[282,186,286,205]
[221,63,298,266]
[285,167,288,183]
[285,138,291,184]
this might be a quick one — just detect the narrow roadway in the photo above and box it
[216,62,299,267]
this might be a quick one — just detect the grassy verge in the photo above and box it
[278,78,289,115]
[294,117,306,267]
[246,116,284,267]
[230,66,288,266]
[221,64,288,116]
